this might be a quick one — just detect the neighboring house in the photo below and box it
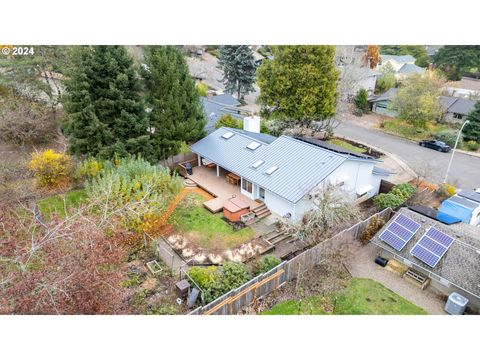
[350,67,382,96]
[377,54,425,80]
[378,54,416,72]
[370,88,398,117]
[438,190,480,226]
[189,122,391,223]
[444,77,480,99]
[201,93,245,134]
[439,96,476,123]
[395,63,426,79]
[371,207,480,310]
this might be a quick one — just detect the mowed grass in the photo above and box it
[37,189,88,219]
[263,278,428,315]
[168,192,256,249]
[328,138,367,153]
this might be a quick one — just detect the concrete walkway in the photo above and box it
[345,243,446,314]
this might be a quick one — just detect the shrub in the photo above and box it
[187,262,252,303]
[373,193,404,211]
[75,157,106,181]
[215,114,242,129]
[359,216,385,245]
[434,129,461,148]
[28,149,72,188]
[465,140,479,151]
[436,183,456,199]
[196,82,208,97]
[375,73,396,93]
[354,88,368,114]
[390,183,416,201]
[86,156,183,231]
[253,255,282,275]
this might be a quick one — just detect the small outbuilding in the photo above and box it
[223,196,250,222]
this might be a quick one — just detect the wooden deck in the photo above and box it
[187,166,259,213]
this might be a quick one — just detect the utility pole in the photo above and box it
[443,120,470,184]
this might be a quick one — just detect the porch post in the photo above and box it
[216,165,220,177]
[197,154,201,166]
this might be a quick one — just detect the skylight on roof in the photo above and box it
[222,131,235,139]
[252,160,264,169]
[246,141,261,150]
[265,166,279,175]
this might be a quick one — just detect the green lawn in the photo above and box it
[168,192,256,249]
[263,278,428,315]
[37,189,88,219]
[328,138,367,153]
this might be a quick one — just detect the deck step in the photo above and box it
[270,233,292,245]
[255,212,271,221]
[255,208,271,217]
[251,203,267,212]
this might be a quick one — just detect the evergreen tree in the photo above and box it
[434,46,480,80]
[218,46,256,99]
[354,88,368,113]
[464,101,480,143]
[257,45,339,122]
[62,46,151,159]
[143,46,206,161]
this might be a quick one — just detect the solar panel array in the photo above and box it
[410,227,455,267]
[379,214,421,251]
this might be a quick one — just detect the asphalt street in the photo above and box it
[335,122,480,190]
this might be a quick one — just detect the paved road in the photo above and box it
[335,122,480,189]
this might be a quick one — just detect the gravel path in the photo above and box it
[345,242,446,314]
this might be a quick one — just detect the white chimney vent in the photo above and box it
[243,115,261,133]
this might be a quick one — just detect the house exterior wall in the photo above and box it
[372,100,398,117]
[442,112,466,124]
[263,190,296,220]
[353,76,377,96]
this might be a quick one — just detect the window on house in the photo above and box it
[222,131,235,139]
[264,166,279,175]
[376,103,388,109]
[453,113,464,119]
[251,160,264,169]
[246,141,261,150]
[242,179,253,193]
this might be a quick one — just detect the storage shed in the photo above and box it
[223,197,250,222]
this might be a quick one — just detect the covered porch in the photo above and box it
[185,164,260,213]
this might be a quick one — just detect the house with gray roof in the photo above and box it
[370,88,398,117]
[377,54,426,80]
[201,93,245,134]
[371,207,480,309]
[189,122,391,222]
[438,96,476,123]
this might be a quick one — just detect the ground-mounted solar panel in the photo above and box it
[410,226,455,268]
[379,214,421,251]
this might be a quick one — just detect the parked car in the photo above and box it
[419,140,451,152]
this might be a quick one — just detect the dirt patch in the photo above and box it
[165,233,268,265]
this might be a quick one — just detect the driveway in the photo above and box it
[335,121,480,189]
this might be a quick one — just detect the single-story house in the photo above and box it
[201,93,245,134]
[189,120,392,222]
[378,54,416,72]
[444,77,480,99]
[370,88,398,117]
[396,63,426,79]
[439,96,476,123]
[438,190,480,226]
[372,207,480,310]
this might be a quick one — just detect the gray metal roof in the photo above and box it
[380,54,416,63]
[370,88,398,102]
[210,93,241,107]
[294,137,379,161]
[201,97,244,134]
[447,98,476,115]
[438,96,458,110]
[397,63,425,74]
[373,166,395,175]
[190,127,349,203]
[229,128,277,144]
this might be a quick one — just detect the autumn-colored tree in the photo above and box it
[365,45,380,69]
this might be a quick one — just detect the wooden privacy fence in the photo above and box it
[189,207,393,315]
